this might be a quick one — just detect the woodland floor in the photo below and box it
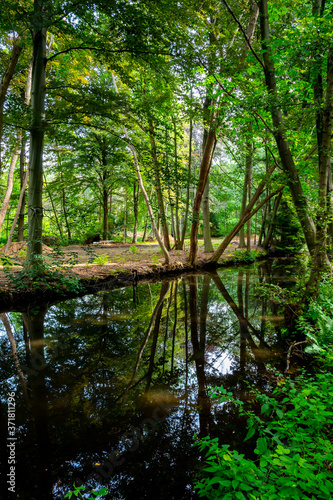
[0,236,265,307]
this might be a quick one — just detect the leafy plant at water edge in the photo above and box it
[194,372,333,500]
[233,250,263,263]
[5,250,83,294]
[298,274,333,363]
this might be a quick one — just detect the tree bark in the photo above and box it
[180,112,193,248]
[148,119,170,251]
[202,96,214,253]
[0,42,23,175]
[239,140,253,247]
[189,127,216,265]
[18,133,28,241]
[209,163,278,263]
[308,46,333,285]
[172,118,182,249]
[5,171,29,252]
[0,138,21,232]
[26,3,47,269]
[44,175,63,238]
[258,0,316,255]
[112,74,170,264]
[262,190,282,249]
[132,180,139,243]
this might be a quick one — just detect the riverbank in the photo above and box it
[0,239,268,310]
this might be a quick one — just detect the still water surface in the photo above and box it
[0,259,304,500]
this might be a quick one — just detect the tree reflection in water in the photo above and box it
[0,260,303,499]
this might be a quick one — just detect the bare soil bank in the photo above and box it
[0,239,266,310]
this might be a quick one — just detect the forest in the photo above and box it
[1,0,333,499]
[0,0,331,279]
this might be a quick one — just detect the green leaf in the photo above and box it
[232,479,240,489]
[244,427,255,441]
[261,403,270,414]
[256,437,267,455]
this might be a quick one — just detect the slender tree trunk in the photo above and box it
[44,175,63,238]
[132,180,139,243]
[173,118,182,249]
[26,3,47,269]
[55,145,71,240]
[202,179,213,252]
[202,96,214,253]
[327,168,333,256]
[189,127,216,265]
[246,143,253,251]
[148,119,170,251]
[0,42,23,175]
[181,112,193,248]
[18,133,28,241]
[123,193,127,243]
[259,0,316,255]
[308,52,333,285]
[5,171,29,252]
[210,163,278,263]
[103,182,108,239]
[0,138,21,232]
[262,191,282,249]
[1,313,29,403]
[112,78,169,263]
[239,141,253,248]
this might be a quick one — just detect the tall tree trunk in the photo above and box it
[181,112,193,248]
[148,119,170,251]
[0,42,23,175]
[112,74,169,263]
[55,145,71,240]
[103,182,108,239]
[0,60,32,238]
[327,168,333,256]
[123,192,127,243]
[44,175,63,238]
[132,180,139,243]
[0,138,21,232]
[307,29,333,285]
[262,191,282,249]
[239,141,253,247]
[189,127,216,265]
[26,3,47,269]
[259,0,316,255]
[1,313,29,403]
[173,118,182,249]
[209,162,278,263]
[202,96,214,253]
[18,133,28,241]
[5,171,29,252]
[142,188,153,242]
[246,142,253,251]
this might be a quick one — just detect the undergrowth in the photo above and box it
[5,248,83,295]
[194,273,333,500]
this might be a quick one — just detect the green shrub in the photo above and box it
[298,275,333,363]
[93,254,109,265]
[194,372,333,500]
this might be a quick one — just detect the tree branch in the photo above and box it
[221,0,265,70]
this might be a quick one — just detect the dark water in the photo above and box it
[0,259,305,500]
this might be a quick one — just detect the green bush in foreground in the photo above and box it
[194,372,333,500]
